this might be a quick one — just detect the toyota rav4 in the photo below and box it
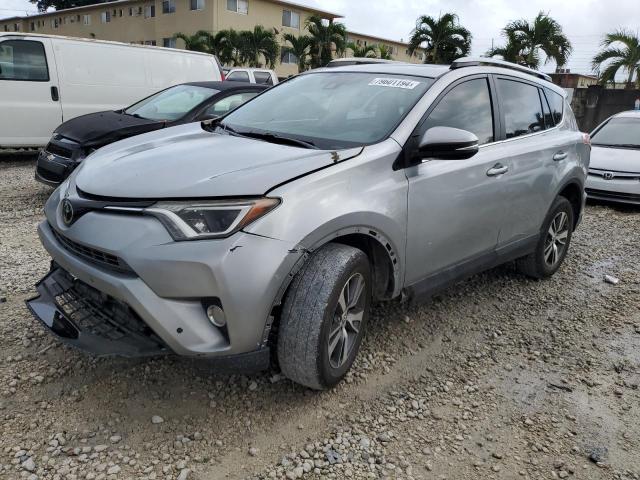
[28,58,590,390]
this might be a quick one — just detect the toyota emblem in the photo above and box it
[62,199,74,225]
[603,172,615,180]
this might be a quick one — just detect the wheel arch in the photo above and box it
[556,178,584,229]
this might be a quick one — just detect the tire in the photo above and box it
[517,196,574,279]
[277,243,371,390]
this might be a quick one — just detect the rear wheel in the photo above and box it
[517,196,574,279]
[277,243,371,390]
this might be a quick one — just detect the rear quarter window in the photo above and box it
[544,88,564,125]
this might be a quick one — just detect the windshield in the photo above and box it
[125,85,218,121]
[221,72,433,149]
[591,117,640,148]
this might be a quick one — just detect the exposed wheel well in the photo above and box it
[332,233,396,301]
[558,182,582,229]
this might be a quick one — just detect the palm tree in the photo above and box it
[237,25,279,68]
[407,13,471,64]
[485,30,526,64]
[347,42,376,58]
[488,12,572,69]
[592,30,640,88]
[305,15,347,68]
[174,31,210,53]
[283,33,313,73]
[211,29,242,66]
[376,44,394,60]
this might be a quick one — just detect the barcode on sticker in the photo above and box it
[368,78,420,89]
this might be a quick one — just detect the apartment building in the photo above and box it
[0,0,423,76]
[345,31,424,64]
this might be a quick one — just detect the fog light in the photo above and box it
[206,304,226,327]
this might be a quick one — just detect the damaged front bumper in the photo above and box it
[26,266,169,357]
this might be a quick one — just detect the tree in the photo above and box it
[485,30,526,64]
[30,0,101,12]
[592,30,640,88]
[305,15,347,68]
[174,31,210,53]
[376,44,394,60]
[237,25,279,68]
[283,33,313,73]
[488,12,572,69]
[346,42,376,58]
[408,13,471,64]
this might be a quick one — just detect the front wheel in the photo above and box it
[277,243,371,390]
[517,196,574,279]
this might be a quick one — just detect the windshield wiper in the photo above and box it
[236,131,318,149]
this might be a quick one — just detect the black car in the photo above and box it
[35,81,267,186]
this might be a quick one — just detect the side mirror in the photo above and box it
[417,126,479,161]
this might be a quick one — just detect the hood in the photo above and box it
[590,145,640,173]
[55,111,164,147]
[74,123,363,198]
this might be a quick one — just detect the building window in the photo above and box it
[226,0,248,14]
[3,25,8,32]
[162,0,175,14]
[129,7,133,15]
[119,9,123,17]
[30,22,35,31]
[282,9,299,28]
[101,11,110,23]
[280,48,297,64]
[51,19,58,28]
[83,14,91,25]
[144,40,157,46]
[145,4,156,18]
[190,0,204,10]
[163,37,176,48]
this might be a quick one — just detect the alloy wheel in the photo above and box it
[544,211,569,267]
[327,273,366,369]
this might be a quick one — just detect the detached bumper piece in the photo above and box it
[26,267,170,357]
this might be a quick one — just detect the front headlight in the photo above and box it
[145,198,280,240]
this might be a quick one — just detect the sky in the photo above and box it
[2,0,639,75]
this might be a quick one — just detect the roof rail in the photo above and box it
[450,57,552,82]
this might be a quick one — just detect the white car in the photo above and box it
[0,33,224,148]
[225,68,278,86]
[586,110,640,205]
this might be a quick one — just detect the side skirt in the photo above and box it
[404,234,539,304]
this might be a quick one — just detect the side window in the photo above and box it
[226,71,250,82]
[544,88,564,125]
[253,71,273,85]
[204,92,258,116]
[497,79,545,139]
[422,78,494,145]
[540,89,554,128]
[0,40,49,81]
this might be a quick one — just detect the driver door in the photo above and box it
[404,75,510,287]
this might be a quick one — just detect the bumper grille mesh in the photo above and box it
[45,142,73,159]
[51,227,133,274]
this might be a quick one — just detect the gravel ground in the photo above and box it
[1,156,639,480]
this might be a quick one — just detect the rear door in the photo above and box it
[493,76,577,247]
[0,37,62,147]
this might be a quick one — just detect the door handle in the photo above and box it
[487,163,508,177]
[50,86,59,101]
[553,151,568,161]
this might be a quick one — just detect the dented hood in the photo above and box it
[74,123,363,198]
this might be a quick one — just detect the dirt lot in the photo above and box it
[1,156,639,480]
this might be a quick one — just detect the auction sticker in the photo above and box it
[368,78,420,89]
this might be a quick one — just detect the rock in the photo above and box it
[248,381,258,391]
[177,469,190,480]
[151,415,164,424]
[106,465,121,475]
[604,275,619,285]
[22,457,36,472]
[249,447,259,456]
[109,435,122,444]
[94,445,108,452]
[588,446,608,464]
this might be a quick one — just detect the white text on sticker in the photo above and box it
[369,78,420,89]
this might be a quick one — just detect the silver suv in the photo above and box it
[28,58,590,390]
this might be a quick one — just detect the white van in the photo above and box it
[0,33,223,148]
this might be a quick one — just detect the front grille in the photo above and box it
[588,168,640,180]
[45,142,73,159]
[586,188,640,202]
[51,269,166,348]
[52,227,133,274]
